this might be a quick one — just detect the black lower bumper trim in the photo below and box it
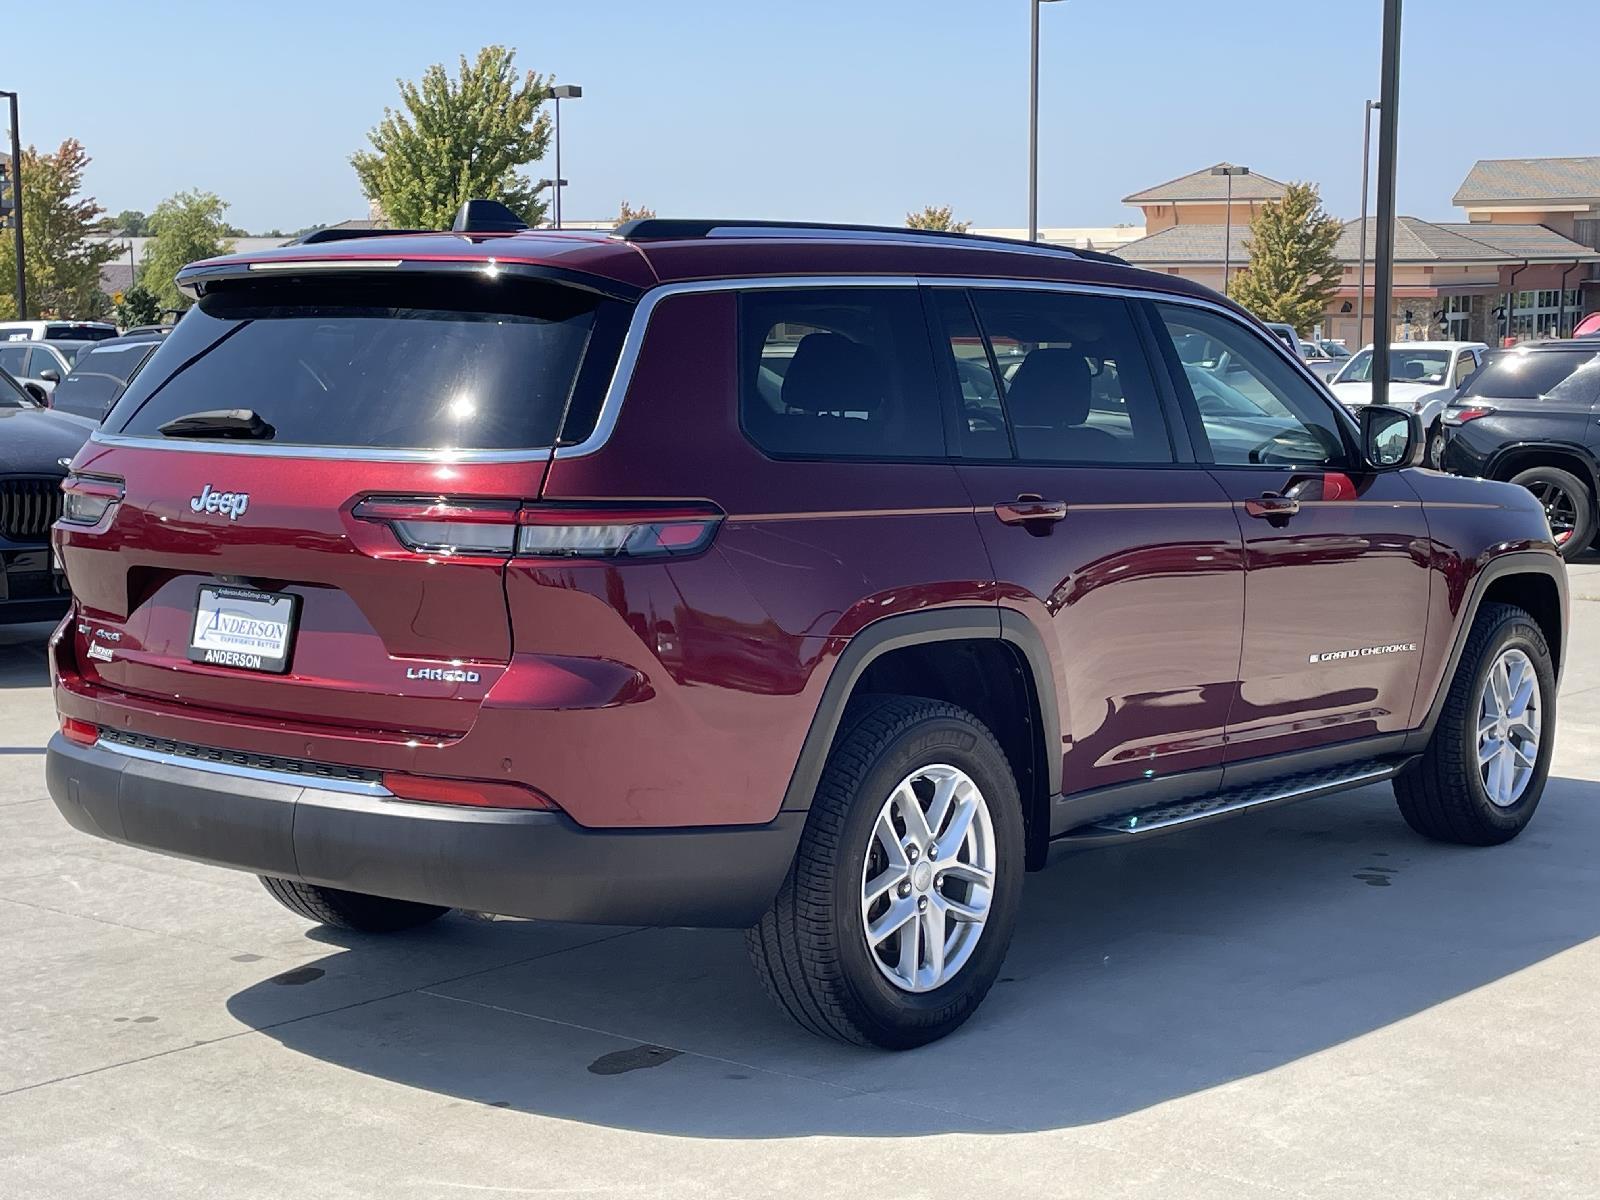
[46,734,804,928]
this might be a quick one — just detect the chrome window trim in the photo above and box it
[87,272,1347,464]
[98,736,394,798]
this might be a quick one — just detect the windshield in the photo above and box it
[1459,348,1600,403]
[1336,348,1451,386]
[53,343,154,420]
[113,278,627,450]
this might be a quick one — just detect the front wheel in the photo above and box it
[1394,602,1555,845]
[1510,465,1594,559]
[747,695,1025,1049]
[1426,418,1447,469]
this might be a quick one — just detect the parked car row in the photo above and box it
[0,323,168,626]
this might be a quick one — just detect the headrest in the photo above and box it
[780,332,883,414]
[1005,348,1091,426]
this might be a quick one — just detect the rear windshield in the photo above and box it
[111,277,628,451]
[53,342,154,420]
[1458,348,1600,403]
[46,325,117,342]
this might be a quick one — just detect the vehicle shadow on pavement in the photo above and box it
[0,623,54,690]
[226,777,1600,1137]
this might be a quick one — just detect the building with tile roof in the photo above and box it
[1113,158,1600,347]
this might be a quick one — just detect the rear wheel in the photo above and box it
[1426,418,1447,469]
[1394,602,1554,845]
[747,695,1024,1049]
[259,876,450,932]
[1510,465,1593,559]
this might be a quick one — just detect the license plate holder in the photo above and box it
[188,585,298,674]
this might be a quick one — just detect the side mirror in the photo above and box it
[1360,404,1423,469]
[21,382,49,407]
[37,368,60,383]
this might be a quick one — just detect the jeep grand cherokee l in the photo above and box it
[45,210,1567,1049]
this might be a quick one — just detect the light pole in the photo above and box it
[1211,164,1249,294]
[1370,0,1402,407]
[1355,99,1379,348]
[549,84,582,230]
[0,89,24,320]
[535,178,568,227]
[1028,0,1065,242]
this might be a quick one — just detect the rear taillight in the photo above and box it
[351,496,520,555]
[353,496,722,560]
[1443,405,1496,426]
[59,475,125,526]
[382,771,559,810]
[60,717,98,746]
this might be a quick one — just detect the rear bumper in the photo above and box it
[45,734,804,928]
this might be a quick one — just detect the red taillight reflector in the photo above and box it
[61,718,98,746]
[382,772,559,811]
[352,496,521,555]
[1443,406,1495,426]
[514,504,722,559]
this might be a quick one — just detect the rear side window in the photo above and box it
[965,289,1174,464]
[739,288,944,459]
[112,278,627,451]
[52,343,153,420]
[1459,348,1600,404]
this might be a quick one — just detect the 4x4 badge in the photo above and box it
[189,484,250,521]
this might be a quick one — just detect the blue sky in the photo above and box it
[4,0,1583,234]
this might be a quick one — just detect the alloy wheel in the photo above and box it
[1527,479,1578,546]
[859,764,996,993]
[1477,647,1542,807]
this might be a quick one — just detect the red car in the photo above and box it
[46,209,1567,1048]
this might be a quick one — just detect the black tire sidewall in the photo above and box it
[829,714,1024,1044]
[1455,613,1556,834]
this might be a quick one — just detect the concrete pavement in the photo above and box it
[4,566,1599,1198]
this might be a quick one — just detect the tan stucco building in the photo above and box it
[1114,159,1600,347]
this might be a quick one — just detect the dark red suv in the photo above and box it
[46,212,1567,1048]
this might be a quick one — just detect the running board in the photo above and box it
[1055,757,1414,842]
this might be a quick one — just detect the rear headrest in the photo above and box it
[781,332,883,414]
[1005,348,1091,426]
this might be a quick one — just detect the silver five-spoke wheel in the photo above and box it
[1478,647,1541,807]
[860,763,996,993]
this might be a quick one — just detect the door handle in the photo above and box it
[1243,493,1301,521]
[994,494,1068,532]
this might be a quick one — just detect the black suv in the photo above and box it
[1440,341,1600,558]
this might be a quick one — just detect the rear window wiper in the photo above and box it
[157,409,276,440]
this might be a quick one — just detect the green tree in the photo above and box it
[614,199,655,227]
[906,205,971,233]
[0,139,120,319]
[1228,181,1342,331]
[109,209,148,236]
[141,190,233,312]
[113,282,163,328]
[351,46,553,230]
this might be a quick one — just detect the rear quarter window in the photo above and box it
[739,288,945,460]
[111,277,629,451]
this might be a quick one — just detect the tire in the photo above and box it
[1394,602,1555,846]
[259,876,450,932]
[1426,419,1446,469]
[1510,465,1594,560]
[746,695,1025,1049]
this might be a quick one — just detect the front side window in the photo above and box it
[1154,304,1349,468]
[0,344,26,377]
[739,288,944,459]
[958,289,1174,464]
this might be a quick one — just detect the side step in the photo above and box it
[1056,757,1413,843]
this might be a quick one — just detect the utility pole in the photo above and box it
[0,90,24,320]
[1370,0,1402,406]
[1356,99,1378,347]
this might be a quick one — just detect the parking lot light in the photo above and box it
[549,84,582,230]
[1211,164,1249,294]
[1028,1,1067,242]
[0,88,24,320]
